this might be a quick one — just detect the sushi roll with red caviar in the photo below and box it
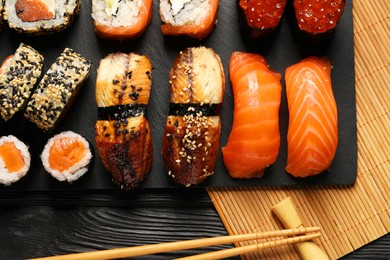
[159,0,219,40]
[294,0,345,40]
[41,131,92,182]
[0,135,30,186]
[92,0,152,40]
[24,48,91,131]
[237,0,286,38]
[0,43,44,123]
[4,0,80,34]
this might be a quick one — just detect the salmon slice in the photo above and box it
[93,0,152,40]
[48,137,88,172]
[222,52,281,178]
[0,142,25,173]
[15,0,55,22]
[285,56,338,177]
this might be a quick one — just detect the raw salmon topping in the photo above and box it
[0,142,25,173]
[15,0,55,22]
[48,137,87,172]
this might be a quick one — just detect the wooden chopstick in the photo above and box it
[31,227,320,260]
[176,232,321,260]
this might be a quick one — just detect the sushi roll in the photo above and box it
[0,43,44,122]
[95,52,153,190]
[4,0,80,34]
[24,48,91,131]
[0,0,4,30]
[293,0,345,41]
[159,0,219,40]
[41,131,92,182]
[237,0,286,38]
[0,135,30,186]
[162,47,225,186]
[92,0,152,40]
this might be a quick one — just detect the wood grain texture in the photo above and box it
[208,0,390,259]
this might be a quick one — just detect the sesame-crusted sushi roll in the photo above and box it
[162,47,225,186]
[95,52,153,190]
[41,131,92,182]
[0,135,30,186]
[0,0,4,30]
[4,0,80,34]
[24,48,91,131]
[92,0,152,40]
[159,0,219,40]
[0,43,44,123]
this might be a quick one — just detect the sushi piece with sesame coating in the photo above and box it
[95,52,153,190]
[0,43,44,122]
[24,48,91,131]
[0,0,4,29]
[162,47,225,186]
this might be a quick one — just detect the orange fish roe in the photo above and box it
[15,0,55,22]
[0,142,25,173]
[48,137,87,172]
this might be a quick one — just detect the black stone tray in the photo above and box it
[0,0,356,190]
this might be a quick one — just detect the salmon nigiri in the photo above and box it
[92,0,152,40]
[285,57,338,177]
[222,52,282,178]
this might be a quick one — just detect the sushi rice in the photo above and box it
[41,131,92,182]
[160,0,210,26]
[0,135,30,186]
[92,0,142,27]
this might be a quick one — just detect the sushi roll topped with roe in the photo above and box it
[41,131,92,183]
[0,135,31,186]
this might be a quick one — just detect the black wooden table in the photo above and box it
[1,190,389,259]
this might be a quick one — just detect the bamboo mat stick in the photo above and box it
[176,233,321,260]
[31,227,320,260]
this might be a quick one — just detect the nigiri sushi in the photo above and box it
[41,131,92,182]
[92,0,152,40]
[285,56,338,177]
[294,0,345,40]
[162,47,225,186]
[0,43,44,122]
[159,0,219,40]
[95,52,153,190]
[237,0,286,38]
[222,52,281,178]
[0,135,30,186]
[4,0,81,34]
[24,48,91,131]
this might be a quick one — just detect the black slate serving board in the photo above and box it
[0,0,356,190]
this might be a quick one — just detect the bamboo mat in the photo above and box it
[207,1,390,259]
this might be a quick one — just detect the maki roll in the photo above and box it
[162,47,225,186]
[4,0,80,34]
[41,131,92,182]
[24,48,91,131]
[237,0,286,38]
[0,0,4,30]
[0,43,44,122]
[160,0,219,40]
[0,135,30,186]
[294,0,345,40]
[95,52,153,190]
[92,0,152,40]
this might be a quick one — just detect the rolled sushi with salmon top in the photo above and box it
[0,135,30,186]
[41,131,92,182]
[92,0,152,40]
[4,0,81,34]
[160,0,219,40]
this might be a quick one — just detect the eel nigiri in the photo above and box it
[162,47,225,186]
[95,52,153,189]
[285,56,338,177]
[92,0,152,40]
[222,52,281,178]
[159,0,219,40]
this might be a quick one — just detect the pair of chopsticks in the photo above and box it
[32,227,320,260]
